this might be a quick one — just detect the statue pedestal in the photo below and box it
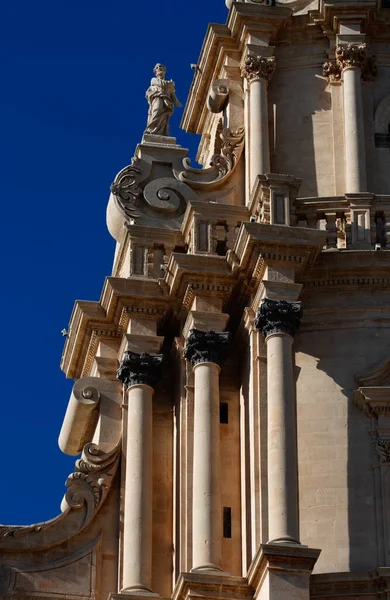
[248,543,321,600]
[142,133,180,147]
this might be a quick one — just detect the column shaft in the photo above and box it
[192,361,222,570]
[249,78,270,190]
[123,384,154,592]
[343,67,367,193]
[266,333,299,543]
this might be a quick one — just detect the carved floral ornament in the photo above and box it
[322,45,377,82]
[241,54,276,83]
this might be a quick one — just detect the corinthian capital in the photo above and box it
[117,350,163,388]
[336,44,367,72]
[183,329,230,367]
[255,299,303,338]
[241,54,276,83]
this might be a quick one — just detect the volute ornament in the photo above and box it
[255,299,303,338]
[241,54,276,83]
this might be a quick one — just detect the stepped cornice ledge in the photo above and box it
[61,277,170,380]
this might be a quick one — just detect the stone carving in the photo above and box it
[0,441,120,546]
[143,177,197,215]
[207,79,229,113]
[111,161,195,221]
[183,329,230,367]
[63,442,120,519]
[255,299,303,338]
[110,158,143,219]
[178,127,245,187]
[144,64,182,136]
[241,54,276,83]
[376,438,390,463]
[335,44,367,72]
[117,350,163,388]
[322,60,342,83]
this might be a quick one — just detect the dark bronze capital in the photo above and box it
[183,329,230,367]
[117,350,163,389]
[255,299,303,338]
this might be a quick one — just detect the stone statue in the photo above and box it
[144,64,182,136]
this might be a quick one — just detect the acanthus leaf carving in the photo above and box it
[241,54,276,83]
[335,44,367,72]
[322,60,342,83]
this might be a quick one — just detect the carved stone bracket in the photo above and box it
[110,157,145,219]
[336,44,367,72]
[117,350,163,388]
[183,329,230,367]
[255,299,303,338]
[177,127,245,188]
[241,54,276,83]
[0,441,120,550]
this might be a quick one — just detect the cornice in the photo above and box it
[181,4,291,135]
[301,249,390,287]
[181,23,235,134]
[231,222,326,285]
[164,252,234,302]
[61,277,170,380]
[181,200,249,244]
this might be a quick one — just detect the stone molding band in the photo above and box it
[255,299,303,338]
[117,350,163,388]
[241,54,276,83]
[183,329,230,367]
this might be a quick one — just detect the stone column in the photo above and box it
[183,329,230,572]
[241,54,276,194]
[336,44,367,193]
[255,299,303,544]
[117,350,163,593]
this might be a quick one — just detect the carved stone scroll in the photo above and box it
[0,441,120,550]
[207,79,229,114]
[176,127,245,188]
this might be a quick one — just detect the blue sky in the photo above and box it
[0,0,228,525]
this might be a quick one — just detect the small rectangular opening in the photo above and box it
[220,402,228,424]
[223,507,232,538]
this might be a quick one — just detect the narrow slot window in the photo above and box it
[220,402,228,424]
[223,507,232,538]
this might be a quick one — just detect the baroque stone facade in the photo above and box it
[3,1,390,599]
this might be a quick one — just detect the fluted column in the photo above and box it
[183,329,230,572]
[117,351,163,593]
[336,44,367,193]
[255,299,303,544]
[241,54,276,193]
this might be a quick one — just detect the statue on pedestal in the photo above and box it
[144,64,182,136]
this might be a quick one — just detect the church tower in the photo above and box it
[2,1,390,599]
